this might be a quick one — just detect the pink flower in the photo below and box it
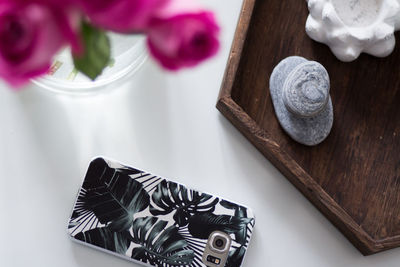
[76,0,169,32]
[0,1,80,88]
[147,0,220,70]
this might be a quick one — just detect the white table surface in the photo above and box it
[1,1,399,266]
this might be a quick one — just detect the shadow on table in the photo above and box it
[16,83,81,202]
[16,59,174,178]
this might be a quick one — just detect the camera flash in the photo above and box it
[207,255,221,265]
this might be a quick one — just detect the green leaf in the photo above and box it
[150,180,219,226]
[73,21,111,80]
[130,217,195,266]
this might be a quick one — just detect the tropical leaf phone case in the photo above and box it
[68,157,255,267]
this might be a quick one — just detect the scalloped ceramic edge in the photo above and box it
[305,0,400,62]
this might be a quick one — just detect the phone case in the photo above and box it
[68,157,255,267]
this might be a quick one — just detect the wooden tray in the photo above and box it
[217,0,400,255]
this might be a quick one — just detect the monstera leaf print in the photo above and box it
[226,246,247,267]
[74,227,131,254]
[220,200,253,245]
[69,158,255,267]
[187,212,252,240]
[220,200,248,218]
[150,180,219,226]
[130,216,195,266]
[71,158,150,233]
[178,226,208,267]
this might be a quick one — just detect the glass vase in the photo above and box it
[32,33,147,94]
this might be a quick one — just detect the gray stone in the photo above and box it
[269,56,334,146]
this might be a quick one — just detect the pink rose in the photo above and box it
[76,0,169,32]
[0,1,80,87]
[146,0,220,70]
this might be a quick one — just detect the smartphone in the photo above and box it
[68,157,255,267]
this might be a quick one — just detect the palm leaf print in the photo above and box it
[150,180,219,226]
[130,216,195,266]
[69,158,256,267]
[178,226,208,267]
[70,158,150,234]
[220,200,254,245]
[226,246,247,267]
[187,212,252,240]
[74,227,131,254]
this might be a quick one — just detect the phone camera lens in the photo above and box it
[214,238,225,249]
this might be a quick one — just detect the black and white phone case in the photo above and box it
[68,157,255,267]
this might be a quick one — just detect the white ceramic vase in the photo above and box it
[305,0,400,62]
